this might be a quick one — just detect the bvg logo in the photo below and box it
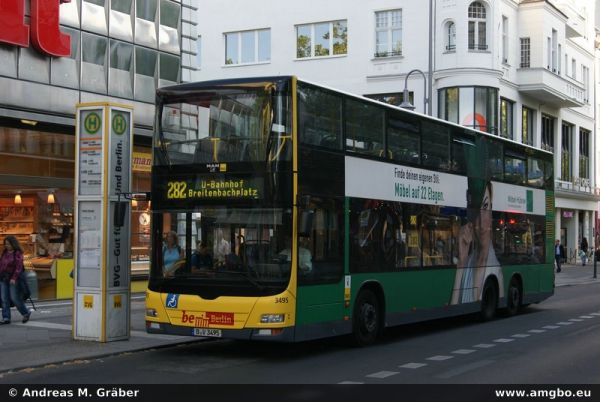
[0,0,72,57]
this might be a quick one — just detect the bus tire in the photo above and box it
[352,289,380,346]
[505,278,522,317]
[480,280,497,322]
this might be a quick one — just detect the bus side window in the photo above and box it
[298,198,344,285]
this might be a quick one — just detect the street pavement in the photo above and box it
[0,263,597,376]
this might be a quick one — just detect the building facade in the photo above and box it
[198,0,598,259]
[0,0,199,299]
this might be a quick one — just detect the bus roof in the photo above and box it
[157,75,553,158]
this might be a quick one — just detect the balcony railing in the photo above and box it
[468,44,488,51]
[374,50,402,58]
[555,178,600,198]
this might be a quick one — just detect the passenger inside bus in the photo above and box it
[163,230,184,276]
[191,241,213,271]
[213,229,231,264]
[278,236,312,275]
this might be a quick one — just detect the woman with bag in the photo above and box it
[0,236,31,324]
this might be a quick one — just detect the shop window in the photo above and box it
[159,53,180,87]
[130,146,152,277]
[82,0,108,36]
[134,47,157,102]
[109,40,134,98]
[81,33,108,94]
[345,98,385,157]
[297,82,342,150]
[159,0,180,54]
[135,0,158,48]
[110,0,133,42]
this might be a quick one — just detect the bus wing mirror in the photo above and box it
[298,210,314,237]
[114,201,128,228]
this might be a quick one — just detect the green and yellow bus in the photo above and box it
[145,76,554,345]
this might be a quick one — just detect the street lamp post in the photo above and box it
[400,69,429,115]
[400,0,434,115]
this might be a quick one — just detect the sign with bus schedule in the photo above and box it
[74,103,133,343]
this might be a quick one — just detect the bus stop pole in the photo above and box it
[594,248,597,279]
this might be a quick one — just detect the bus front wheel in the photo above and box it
[352,289,381,346]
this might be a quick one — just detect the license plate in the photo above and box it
[193,328,222,338]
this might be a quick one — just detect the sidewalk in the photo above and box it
[1,266,598,376]
[555,261,600,287]
[0,297,203,376]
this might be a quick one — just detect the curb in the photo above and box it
[0,338,210,377]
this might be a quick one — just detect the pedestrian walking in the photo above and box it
[554,239,565,273]
[580,237,589,266]
[0,236,31,324]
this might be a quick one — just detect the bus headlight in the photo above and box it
[260,314,285,324]
[146,308,158,317]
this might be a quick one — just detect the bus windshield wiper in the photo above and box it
[226,270,265,291]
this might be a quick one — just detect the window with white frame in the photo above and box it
[196,35,201,68]
[582,65,590,102]
[579,128,590,179]
[502,16,508,63]
[500,98,514,139]
[551,29,557,72]
[521,106,534,146]
[375,10,402,57]
[225,28,270,65]
[546,37,551,69]
[468,2,487,50]
[520,38,530,68]
[571,58,576,79]
[446,21,456,51]
[296,20,347,59]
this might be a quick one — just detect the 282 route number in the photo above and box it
[167,181,187,199]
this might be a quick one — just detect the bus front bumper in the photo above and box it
[146,321,295,342]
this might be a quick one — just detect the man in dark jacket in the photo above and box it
[555,239,565,273]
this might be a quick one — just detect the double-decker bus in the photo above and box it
[145,76,554,345]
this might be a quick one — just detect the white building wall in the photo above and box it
[197,0,598,253]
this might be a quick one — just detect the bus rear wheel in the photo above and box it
[480,280,497,322]
[505,278,522,317]
[352,289,381,346]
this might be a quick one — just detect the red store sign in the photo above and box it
[0,0,72,58]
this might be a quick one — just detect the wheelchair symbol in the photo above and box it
[166,294,179,308]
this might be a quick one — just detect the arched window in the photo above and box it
[446,21,456,51]
[468,2,487,51]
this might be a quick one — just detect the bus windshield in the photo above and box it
[151,207,293,297]
[156,86,284,166]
